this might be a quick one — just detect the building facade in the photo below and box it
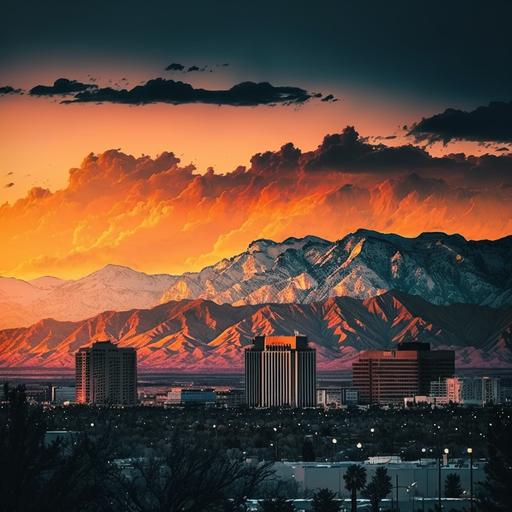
[166,387,217,405]
[353,342,455,405]
[245,335,316,407]
[75,340,137,405]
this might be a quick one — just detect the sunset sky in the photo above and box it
[1,0,511,279]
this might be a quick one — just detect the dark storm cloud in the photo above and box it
[409,101,512,143]
[4,2,512,102]
[67,78,315,106]
[243,125,512,185]
[165,62,185,71]
[302,126,456,173]
[250,142,302,174]
[165,63,207,72]
[0,85,22,95]
[30,78,98,96]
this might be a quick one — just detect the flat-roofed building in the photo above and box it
[75,340,137,405]
[245,334,316,407]
[317,388,342,408]
[353,342,455,405]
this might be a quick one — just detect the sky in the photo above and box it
[1,0,511,279]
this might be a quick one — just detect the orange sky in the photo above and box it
[1,78,485,205]
[1,67,510,280]
[1,134,511,280]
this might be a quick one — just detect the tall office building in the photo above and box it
[245,335,316,407]
[75,340,137,405]
[353,342,454,405]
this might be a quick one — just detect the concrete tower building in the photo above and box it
[353,342,455,405]
[75,340,137,405]
[245,335,316,408]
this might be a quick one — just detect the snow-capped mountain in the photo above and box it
[161,230,512,308]
[0,291,510,369]
[0,265,176,328]
[1,230,511,329]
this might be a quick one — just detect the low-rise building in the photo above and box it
[51,385,76,404]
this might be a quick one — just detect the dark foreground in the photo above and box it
[1,387,511,512]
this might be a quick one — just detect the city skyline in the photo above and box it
[1,3,511,511]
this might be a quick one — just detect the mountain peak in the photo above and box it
[0,230,510,330]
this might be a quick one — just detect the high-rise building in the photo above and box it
[75,340,137,405]
[353,342,455,405]
[245,335,316,407]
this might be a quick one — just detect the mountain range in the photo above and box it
[0,290,510,369]
[1,229,511,329]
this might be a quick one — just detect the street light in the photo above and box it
[393,477,417,512]
[409,482,417,511]
[467,448,474,512]
[272,427,279,460]
[332,438,338,460]
[437,448,449,511]
[420,447,427,467]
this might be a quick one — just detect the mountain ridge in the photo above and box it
[1,229,511,329]
[0,290,510,370]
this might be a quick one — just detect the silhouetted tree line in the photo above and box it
[0,385,274,512]
[1,384,511,512]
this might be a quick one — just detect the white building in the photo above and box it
[245,335,316,408]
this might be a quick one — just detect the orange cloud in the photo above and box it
[1,127,511,279]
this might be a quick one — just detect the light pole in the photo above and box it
[467,447,474,512]
[356,441,363,460]
[332,437,338,460]
[438,448,448,511]
[393,478,417,512]
[410,482,417,512]
[273,426,279,460]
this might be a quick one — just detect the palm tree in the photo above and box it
[363,467,392,512]
[311,488,340,512]
[343,464,367,512]
[444,473,462,498]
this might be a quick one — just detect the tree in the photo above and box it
[117,435,273,512]
[311,488,340,512]
[478,417,512,512]
[343,464,367,512]
[444,473,462,498]
[0,385,117,512]
[259,497,296,512]
[302,438,315,462]
[363,467,392,512]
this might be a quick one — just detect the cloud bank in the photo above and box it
[66,79,315,106]
[30,78,98,96]
[409,101,512,144]
[1,126,511,278]
[0,86,22,95]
